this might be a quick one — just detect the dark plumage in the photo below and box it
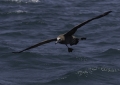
[13,11,112,53]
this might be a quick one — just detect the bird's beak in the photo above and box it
[55,41,58,44]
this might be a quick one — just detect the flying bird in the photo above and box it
[13,11,112,53]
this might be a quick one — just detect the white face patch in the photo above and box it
[57,37,61,41]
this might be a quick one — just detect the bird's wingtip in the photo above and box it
[12,51,23,53]
[105,11,112,15]
[108,10,112,12]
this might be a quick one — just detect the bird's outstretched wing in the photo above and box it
[12,38,57,53]
[65,11,112,36]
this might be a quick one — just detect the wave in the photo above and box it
[103,48,120,54]
[10,10,28,14]
[93,48,120,60]
[100,48,120,57]
[0,10,28,16]
[1,0,40,3]
[45,66,120,85]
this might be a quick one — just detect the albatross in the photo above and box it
[13,11,112,53]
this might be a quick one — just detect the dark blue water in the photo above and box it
[0,0,120,85]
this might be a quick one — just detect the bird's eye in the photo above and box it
[57,38,61,41]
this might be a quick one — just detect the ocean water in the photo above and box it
[0,0,120,85]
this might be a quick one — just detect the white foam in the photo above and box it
[31,0,39,3]
[15,10,27,13]
[6,0,40,3]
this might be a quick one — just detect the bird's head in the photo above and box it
[55,37,62,44]
[55,34,65,44]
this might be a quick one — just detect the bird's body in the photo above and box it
[12,11,112,53]
[56,34,84,52]
[56,34,78,45]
